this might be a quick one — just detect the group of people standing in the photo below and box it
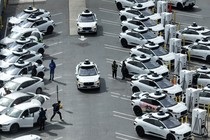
[112,60,128,80]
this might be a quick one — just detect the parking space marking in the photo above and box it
[116,136,129,140]
[57,31,63,34]
[115,132,141,140]
[113,111,135,118]
[56,63,63,67]
[113,114,134,121]
[101,0,115,4]
[111,95,119,98]
[104,32,119,38]
[101,19,120,26]
[110,92,131,101]
[48,41,63,46]
[54,137,63,140]
[50,52,63,56]
[175,12,202,19]
[49,89,63,95]
[106,58,121,64]
[99,7,118,15]
[55,22,63,26]
[110,92,120,95]
[104,44,129,53]
[51,13,63,17]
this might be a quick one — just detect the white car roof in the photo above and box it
[11,76,40,83]
[14,100,41,110]
[11,26,39,33]
[79,59,96,67]
[3,92,33,100]
[12,134,41,140]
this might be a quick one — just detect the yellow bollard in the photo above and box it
[181,117,183,124]
[168,62,171,73]
[152,7,155,14]
[164,44,167,50]
[191,136,194,140]
[187,51,191,62]
[173,11,176,23]
[208,104,210,117]
[4,0,7,11]
[185,115,188,123]
[159,31,162,36]
[0,16,3,29]
[182,36,185,46]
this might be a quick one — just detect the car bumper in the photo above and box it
[77,82,100,89]
[77,27,97,34]
[0,124,11,132]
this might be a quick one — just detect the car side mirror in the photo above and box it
[22,116,25,119]
[159,126,164,129]
[19,87,23,90]
[98,71,100,74]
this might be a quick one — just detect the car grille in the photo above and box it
[83,27,91,30]
[183,131,191,137]
[181,110,187,116]
[84,82,94,86]
[175,92,182,97]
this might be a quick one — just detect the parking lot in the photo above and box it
[1,0,210,140]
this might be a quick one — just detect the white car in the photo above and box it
[14,15,55,34]
[130,42,175,64]
[0,27,43,46]
[0,91,49,115]
[115,0,154,10]
[131,91,187,119]
[0,100,43,133]
[76,9,97,34]
[8,6,51,26]
[0,76,44,96]
[181,43,210,62]
[0,49,43,69]
[167,0,196,9]
[12,134,42,140]
[122,55,169,76]
[119,27,164,47]
[121,17,164,32]
[75,59,100,89]
[130,73,183,99]
[134,111,192,139]
[119,8,160,21]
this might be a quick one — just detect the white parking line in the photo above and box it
[106,58,121,63]
[111,92,120,95]
[48,41,63,46]
[54,137,63,140]
[104,32,119,38]
[111,95,119,98]
[56,63,63,67]
[57,31,63,34]
[101,19,120,26]
[51,12,63,17]
[54,76,62,80]
[104,44,129,53]
[99,7,119,15]
[113,114,134,121]
[175,12,202,19]
[113,111,136,118]
[116,132,141,140]
[55,22,63,26]
[116,136,129,140]
[50,52,63,56]
[49,89,63,95]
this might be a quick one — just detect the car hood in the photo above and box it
[168,102,187,113]
[0,73,14,81]
[0,60,11,69]
[77,75,100,82]
[148,36,164,45]
[150,65,168,75]
[77,22,97,28]
[0,105,7,114]
[0,37,14,46]
[149,24,164,32]
[0,114,15,124]
[164,84,183,95]
[148,13,161,21]
[9,17,22,25]
[170,123,191,135]
[138,1,154,8]
[159,52,175,62]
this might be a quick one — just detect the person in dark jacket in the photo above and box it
[38,108,47,130]
[50,100,63,121]
[49,59,56,81]
[31,65,37,76]
[112,60,118,78]
[121,61,127,80]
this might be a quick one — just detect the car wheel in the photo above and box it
[133,106,142,116]
[177,3,183,9]
[36,60,42,64]
[167,134,176,140]
[116,2,123,10]
[120,16,126,21]
[131,54,136,57]
[121,39,128,47]
[122,26,128,32]
[206,56,210,62]
[136,126,145,137]
[38,48,45,55]
[36,87,42,94]
[37,72,44,79]
[47,26,54,34]
[10,124,19,133]
[132,87,140,93]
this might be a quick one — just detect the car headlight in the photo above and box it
[2,123,10,126]
[92,25,97,29]
[95,79,100,84]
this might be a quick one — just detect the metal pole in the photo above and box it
[56,85,59,101]
[33,0,35,7]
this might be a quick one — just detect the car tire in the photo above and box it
[121,39,128,47]
[37,72,44,79]
[136,126,145,137]
[133,106,142,116]
[36,87,42,94]
[132,86,140,93]
[36,60,42,64]
[131,54,136,57]
[177,3,183,9]
[47,26,54,34]
[116,2,123,10]
[167,134,176,140]
[206,56,210,62]
[120,16,126,21]
[10,123,19,133]
[122,26,128,32]
[38,48,45,55]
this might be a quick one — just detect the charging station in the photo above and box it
[185,88,201,112]
[161,12,172,27]
[192,108,208,137]
[165,24,177,45]
[157,0,168,14]
[169,38,181,53]
[179,70,194,91]
[174,53,187,76]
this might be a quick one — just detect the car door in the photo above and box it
[29,107,40,123]
[126,32,141,46]
[197,74,210,87]
[123,0,135,8]
[19,109,34,127]
[139,79,153,92]
[190,45,206,60]
[140,99,158,113]
[34,20,47,33]
[127,61,144,75]
[127,10,140,18]
[17,80,35,93]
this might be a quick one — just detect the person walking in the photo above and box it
[50,100,63,121]
[49,59,56,81]
[31,65,37,76]
[121,61,127,80]
[112,60,118,78]
[38,108,47,131]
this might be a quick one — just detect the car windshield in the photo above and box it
[8,31,21,39]
[16,12,30,19]
[156,78,173,89]
[7,42,22,50]
[142,19,156,27]
[199,91,210,97]
[0,97,14,107]
[78,66,97,76]
[6,108,22,118]
[141,31,157,39]
[78,14,96,22]
[161,116,181,129]
[152,47,168,56]
[4,81,20,91]
[143,60,160,69]
[19,20,33,28]
[201,31,210,36]
[3,55,19,63]
[159,96,177,107]
[140,9,153,16]
[4,65,20,75]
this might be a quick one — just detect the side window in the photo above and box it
[29,107,40,117]
[154,120,165,128]
[127,32,135,37]
[36,20,47,26]
[19,68,28,75]
[149,81,157,87]
[18,82,30,90]
[21,109,29,117]
[11,98,22,107]
[140,80,150,85]
[144,118,155,125]
[33,12,43,17]
[22,31,32,37]
[141,99,152,104]
[200,74,210,79]
[152,100,161,106]
[19,54,34,61]
[128,61,137,66]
